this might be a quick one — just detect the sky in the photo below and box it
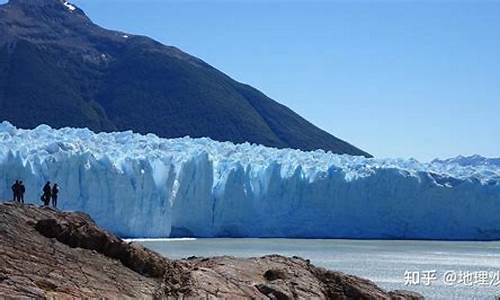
[7,0,500,161]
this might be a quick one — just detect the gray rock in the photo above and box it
[0,202,423,299]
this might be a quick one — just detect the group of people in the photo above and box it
[42,182,59,208]
[11,180,26,204]
[11,180,60,208]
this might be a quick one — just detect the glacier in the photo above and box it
[0,121,499,240]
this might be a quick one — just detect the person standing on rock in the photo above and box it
[42,182,52,206]
[19,181,25,204]
[11,180,20,202]
[52,184,59,208]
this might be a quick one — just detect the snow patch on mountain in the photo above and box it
[62,1,75,11]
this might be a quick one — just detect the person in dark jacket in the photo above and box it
[51,184,59,208]
[42,182,51,206]
[11,180,19,202]
[19,181,25,204]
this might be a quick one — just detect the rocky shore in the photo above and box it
[0,202,423,299]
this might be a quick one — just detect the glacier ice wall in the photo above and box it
[0,121,499,240]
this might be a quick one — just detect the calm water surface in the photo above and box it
[134,239,500,299]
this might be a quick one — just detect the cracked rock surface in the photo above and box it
[0,202,423,299]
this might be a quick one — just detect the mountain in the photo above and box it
[0,0,371,157]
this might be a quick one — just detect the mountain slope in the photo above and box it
[0,0,371,157]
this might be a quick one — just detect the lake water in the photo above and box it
[134,239,500,299]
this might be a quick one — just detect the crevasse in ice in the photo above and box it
[0,121,498,239]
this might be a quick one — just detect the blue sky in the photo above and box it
[8,0,500,161]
